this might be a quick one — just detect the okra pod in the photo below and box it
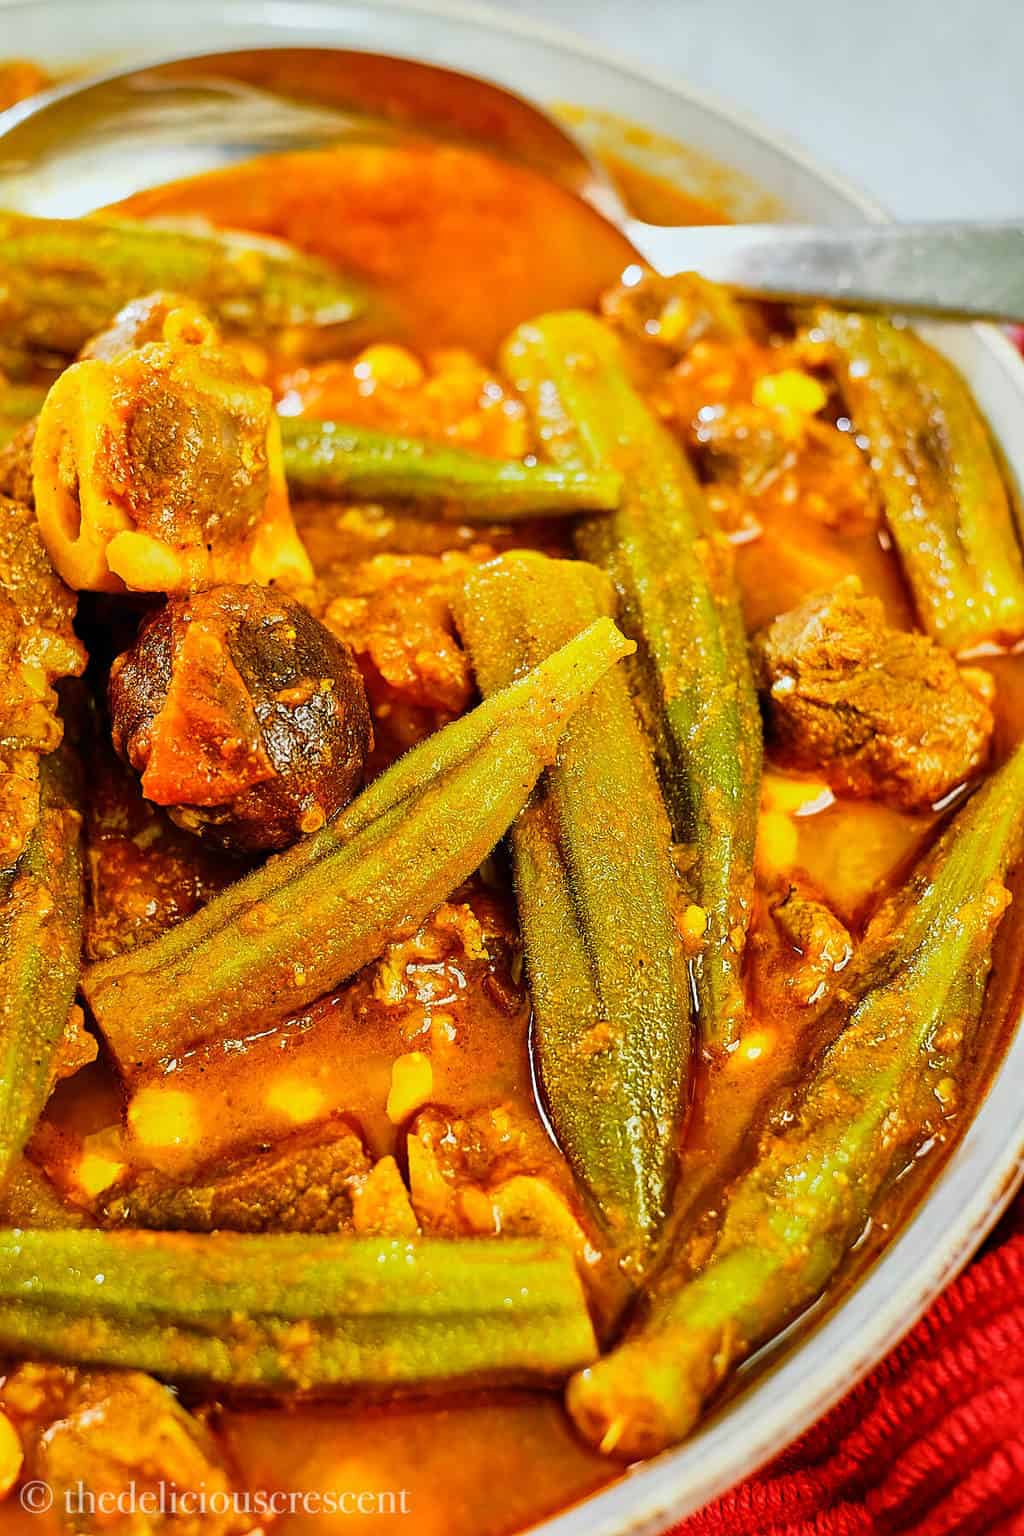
[569,740,1024,1457]
[0,210,367,356]
[454,553,692,1261]
[84,619,633,1071]
[0,747,84,1189]
[814,309,1024,652]
[501,312,762,1048]
[0,1159,85,1229]
[280,417,622,519]
[0,1230,598,1390]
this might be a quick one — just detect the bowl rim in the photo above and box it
[5,4,1024,1533]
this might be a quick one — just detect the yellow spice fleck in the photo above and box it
[354,343,425,389]
[430,1011,458,1048]
[386,1052,434,1126]
[738,1029,775,1064]
[264,1077,327,1126]
[753,369,828,416]
[599,1417,628,1457]
[679,904,708,944]
[127,1088,200,1150]
[935,1076,958,1112]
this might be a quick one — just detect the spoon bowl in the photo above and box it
[0,47,622,217]
[2,45,1023,322]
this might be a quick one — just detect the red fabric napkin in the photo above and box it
[674,1201,1024,1535]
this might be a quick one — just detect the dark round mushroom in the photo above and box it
[109,584,373,854]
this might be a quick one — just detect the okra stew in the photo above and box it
[0,58,1023,1536]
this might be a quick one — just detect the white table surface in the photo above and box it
[505,0,1024,219]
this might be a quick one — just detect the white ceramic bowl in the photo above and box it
[4,5,1024,1532]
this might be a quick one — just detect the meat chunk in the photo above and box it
[1,1365,254,1535]
[80,291,212,364]
[84,735,240,962]
[753,577,993,809]
[406,1102,629,1326]
[770,886,853,1007]
[99,1119,372,1234]
[31,300,312,595]
[109,584,372,853]
[319,550,482,762]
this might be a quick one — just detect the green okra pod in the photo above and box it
[84,619,633,1072]
[0,1159,85,1230]
[813,309,1024,652]
[454,552,692,1264]
[0,746,84,1190]
[568,739,1024,1458]
[501,312,762,1049]
[0,1230,598,1390]
[0,210,368,356]
[280,416,622,519]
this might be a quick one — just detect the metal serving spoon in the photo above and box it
[1,46,1021,324]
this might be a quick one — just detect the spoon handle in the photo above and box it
[626,220,1024,324]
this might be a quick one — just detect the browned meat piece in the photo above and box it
[770,885,853,1007]
[665,335,880,536]
[32,305,315,596]
[99,1118,372,1234]
[109,584,372,853]
[319,549,481,762]
[52,1004,99,1083]
[1,1365,255,1535]
[84,737,240,962]
[407,1101,631,1329]
[407,1102,593,1250]
[753,577,994,809]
